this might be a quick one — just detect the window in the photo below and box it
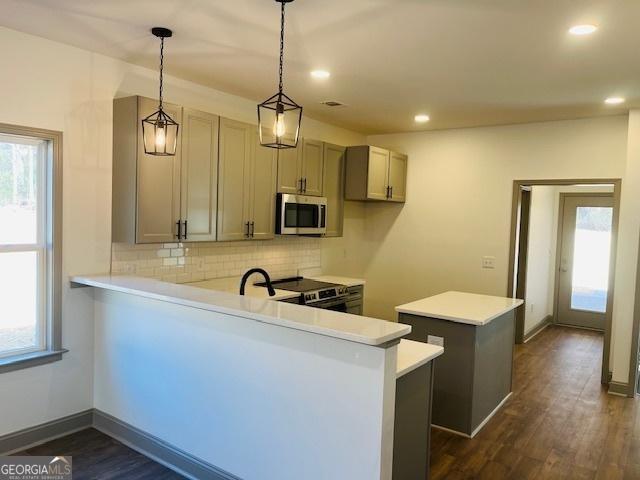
[0,124,63,373]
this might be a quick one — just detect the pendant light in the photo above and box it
[257,0,303,149]
[142,27,179,156]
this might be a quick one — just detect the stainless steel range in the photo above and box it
[256,276,356,312]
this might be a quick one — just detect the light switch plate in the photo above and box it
[482,256,496,269]
[427,335,444,347]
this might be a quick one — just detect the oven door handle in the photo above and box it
[308,297,348,309]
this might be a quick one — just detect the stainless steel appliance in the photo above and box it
[256,276,352,312]
[276,194,327,235]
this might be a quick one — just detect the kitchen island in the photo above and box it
[71,274,412,480]
[396,291,523,438]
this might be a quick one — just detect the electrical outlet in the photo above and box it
[195,257,205,271]
[482,256,496,269]
[427,335,444,347]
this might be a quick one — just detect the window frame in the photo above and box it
[0,123,65,373]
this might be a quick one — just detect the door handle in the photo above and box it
[250,221,255,237]
[176,220,182,239]
[183,220,188,240]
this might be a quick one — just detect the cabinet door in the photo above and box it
[218,118,252,241]
[366,146,390,200]
[180,109,219,242]
[136,97,182,243]
[301,139,324,196]
[388,151,407,202]
[250,132,277,240]
[323,143,345,237]
[277,144,301,194]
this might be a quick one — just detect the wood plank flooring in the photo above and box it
[16,427,184,479]
[430,325,640,479]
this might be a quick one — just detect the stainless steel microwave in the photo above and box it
[276,193,327,235]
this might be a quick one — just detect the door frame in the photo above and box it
[553,193,614,332]
[507,179,621,386]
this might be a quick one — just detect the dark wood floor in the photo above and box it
[431,325,640,479]
[16,428,184,479]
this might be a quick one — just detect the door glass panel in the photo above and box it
[297,204,318,228]
[0,251,41,356]
[570,206,613,313]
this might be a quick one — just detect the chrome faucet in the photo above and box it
[240,268,276,297]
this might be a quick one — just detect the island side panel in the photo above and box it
[398,313,475,434]
[393,362,434,480]
[471,310,516,432]
[93,289,398,480]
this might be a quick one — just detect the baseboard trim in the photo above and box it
[93,410,238,480]
[524,316,552,343]
[432,392,513,439]
[608,381,632,397]
[0,410,94,455]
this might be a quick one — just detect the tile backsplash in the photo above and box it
[111,237,321,284]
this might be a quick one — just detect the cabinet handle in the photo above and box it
[176,220,182,239]
[245,221,250,238]
[303,177,307,193]
[183,220,188,239]
[250,221,255,237]
[385,186,390,198]
[390,186,393,199]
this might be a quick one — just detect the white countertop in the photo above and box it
[186,277,300,301]
[396,339,444,378]
[306,275,366,287]
[71,275,410,346]
[395,291,524,326]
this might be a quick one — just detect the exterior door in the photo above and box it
[556,194,614,330]
[217,118,252,241]
[136,97,182,244]
[301,139,324,196]
[180,108,219,242]
[388,152,407,202]
[250,132,277,240]
[367,147,390,200]
[277,144,301,194]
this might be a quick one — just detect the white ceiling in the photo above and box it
[2,0,639,134]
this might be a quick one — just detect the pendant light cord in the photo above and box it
[159,37,165,109]
[278,0,285,95]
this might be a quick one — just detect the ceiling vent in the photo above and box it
[320,100,346,108]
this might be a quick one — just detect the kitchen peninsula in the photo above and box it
[70,274,439,480]
[396,291,523,438]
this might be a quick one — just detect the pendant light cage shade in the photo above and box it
[258,91,302,149]
[142,27,179,156]
[142,109,179,156]
[257,0,302,150]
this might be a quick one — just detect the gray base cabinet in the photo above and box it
[398,311,515,437]
[393,362,434,480]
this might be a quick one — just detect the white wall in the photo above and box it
[524,186,556,334]
[0,26,365,436]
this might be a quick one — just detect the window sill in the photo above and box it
[0,349,68,374]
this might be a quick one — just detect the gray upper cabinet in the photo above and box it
[217,118,252,242]
[218,118,277,241]
[323,143,346,237]
[180,108,219,242]
[112,96,183,244]
[388,151,407,202]
[345,145,408,203]
[112,96,221,244]
[249,130,277,240]
[277,138,324,196]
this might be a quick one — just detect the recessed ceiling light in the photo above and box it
[569,24,598,35]
[605,97,625,105]
[310,70,331,79]
[414,114,430,123]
